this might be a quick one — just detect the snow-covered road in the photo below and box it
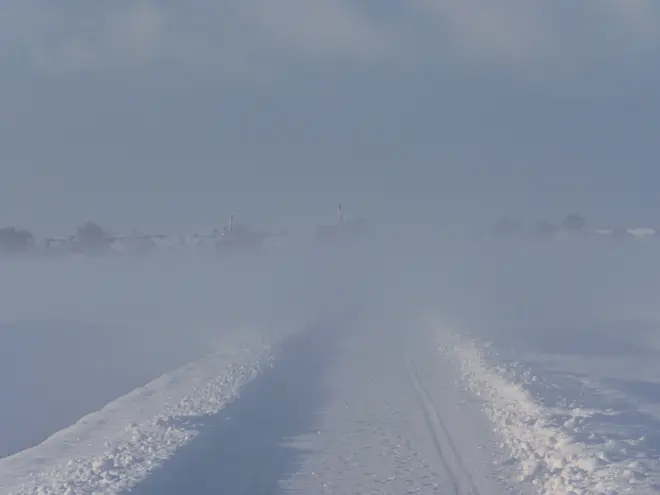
[278,317,510,495]
[125,311,513,495]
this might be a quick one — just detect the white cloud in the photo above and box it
[2,0,659,84]
[412,0,552,67]
[234,0,390,63]
[411,0,660,81]
[116,2,167,61]
[0,2,170,71]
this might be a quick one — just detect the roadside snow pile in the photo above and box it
[437,328,658,495]
[0,330,277,495]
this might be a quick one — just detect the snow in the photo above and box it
[0,331,275,495]
[0,250,347,493]
[422,240,660,494]
[0,259,212,459]
[251,314,509,495]
[590,227,657,238]
[436,327,658,494]
[3,237,660,494]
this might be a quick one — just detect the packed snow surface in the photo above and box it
[279,318,510,494]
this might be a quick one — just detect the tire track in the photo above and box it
[407,355,482,495]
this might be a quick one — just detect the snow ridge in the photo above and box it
[436,328,655,495]
[0,332,276,495]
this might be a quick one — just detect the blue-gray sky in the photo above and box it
[2,1,660,236]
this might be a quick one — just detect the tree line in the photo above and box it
[490,213,644,240]
[492,213,587,240]
[0,222,109,255]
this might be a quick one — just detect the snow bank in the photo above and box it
[0,249,360,459]
[436,327,658,495]
[0,330,278,495]
[0,246,367,494]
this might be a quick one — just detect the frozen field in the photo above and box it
[1,240,660,494]
[429,241,660,493]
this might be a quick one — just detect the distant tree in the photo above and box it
[0,227,34,254]
[76,222,109,252]
[491,217,523,238]
[533,220,557,240]
[561,214,586,232]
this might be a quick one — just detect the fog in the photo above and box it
[3,3,660,491]
[3,232,660,457]
[3,2,660,235]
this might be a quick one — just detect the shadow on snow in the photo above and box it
[128,311,354,495]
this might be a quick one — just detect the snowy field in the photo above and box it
[0,248,362,494]
[1,239,660,494]
[427,241,660,494]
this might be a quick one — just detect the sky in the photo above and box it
[2,1,660,237]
